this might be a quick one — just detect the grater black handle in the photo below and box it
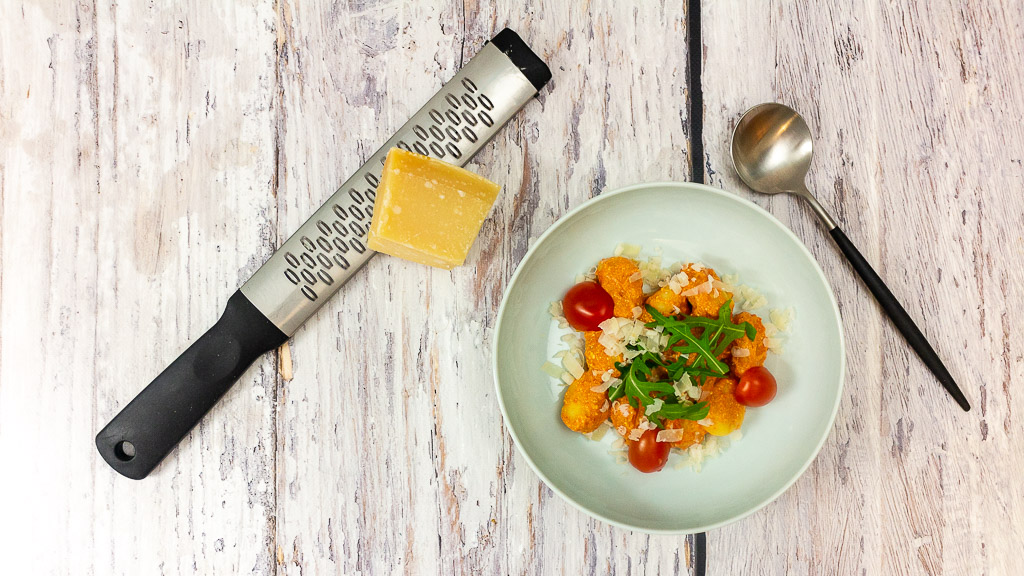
[95,291,287,479]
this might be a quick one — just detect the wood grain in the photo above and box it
[2,0,1022,574]
[701,1,1024,574]
[0,1,280,573]
[271,1,696,573]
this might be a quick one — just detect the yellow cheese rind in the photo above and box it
[368,148,501,269]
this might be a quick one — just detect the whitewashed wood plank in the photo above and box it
[13,1,1021,574]
[701,1,1024,574]
[700,4,887,573]
[0,1,279,574]
[271,1,697,574]
[467,3,697,575]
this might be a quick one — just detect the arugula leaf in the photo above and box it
[650,302,756,341]
[608,352,674,409]
[607,352,709,428]
[658,401,710,422]
[645,396,710,428]
[604,303,753,428]
[646,302,755,385]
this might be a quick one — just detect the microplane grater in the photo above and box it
[240,34,543,335]
[96,29,551,479]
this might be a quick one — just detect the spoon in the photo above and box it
[731,102,970,412]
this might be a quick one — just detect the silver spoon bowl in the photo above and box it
[730,102,970,411]
[731,103,834,228]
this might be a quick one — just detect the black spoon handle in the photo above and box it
[95,291,288,479]
[828,226,970,411]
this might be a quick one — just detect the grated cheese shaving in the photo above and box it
[667,270,691,294]
[687,385,702,400]
[614,243,642,259]
[541,361,563,379]
[586,422,611,442]
[657,429,686,443]
[680,286,700,297]
[770,307,794,332]
[562,354,585,380]
[672,374,695,399]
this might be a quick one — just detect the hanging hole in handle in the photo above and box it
[114,440,136,461]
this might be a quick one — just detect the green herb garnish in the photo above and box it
[605,300,754,427]
[607,351,673,407]
[649,301,755,385]
[656,401,711,423]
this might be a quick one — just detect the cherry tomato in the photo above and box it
[734,366,778,407]
[628,429,671,473]
[562,281,615,331]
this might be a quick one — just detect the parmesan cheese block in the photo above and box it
[367,148,501,270]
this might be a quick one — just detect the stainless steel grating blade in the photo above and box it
[241,33,545,336]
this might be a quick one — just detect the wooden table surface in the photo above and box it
[2,1,1022,574]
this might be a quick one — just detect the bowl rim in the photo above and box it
[492,181,846,534]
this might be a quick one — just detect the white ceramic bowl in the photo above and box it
[493,182,845,533]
